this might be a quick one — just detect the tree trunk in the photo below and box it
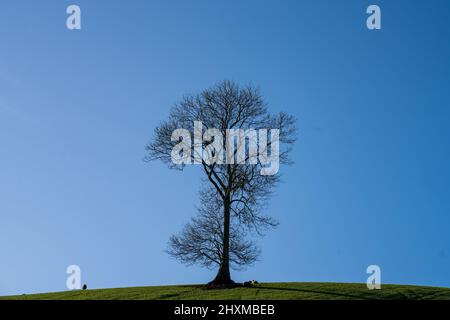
[208,195,234,287]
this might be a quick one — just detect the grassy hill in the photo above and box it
[2,282,450,300]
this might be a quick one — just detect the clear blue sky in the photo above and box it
[1,0,449,295]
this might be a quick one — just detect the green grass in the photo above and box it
[2,282,450,300]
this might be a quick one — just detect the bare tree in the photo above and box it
[145,80,296,287]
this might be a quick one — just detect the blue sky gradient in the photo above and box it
[0,0,449,295]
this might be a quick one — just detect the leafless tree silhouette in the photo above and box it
[145,80,296,287]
